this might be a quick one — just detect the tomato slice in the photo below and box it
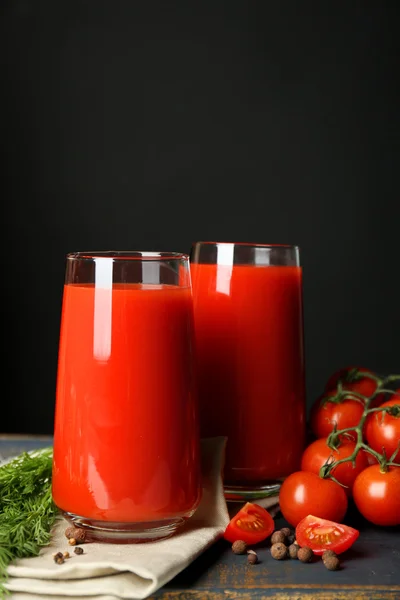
[296,515,359,555]
[223,502,275,544]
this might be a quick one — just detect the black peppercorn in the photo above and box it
[271,542,288,560]
[232,540,248,555]
[298,546,313,563]
[271,530,286,545]
[247,550,258,565]
[323,555,340,571]
[65,526,86,543]
[322,549,337,561]
[53,552,65,564]
[288,543,299,559]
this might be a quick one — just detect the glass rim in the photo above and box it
[192,241,300,250]
[66,251,189,262]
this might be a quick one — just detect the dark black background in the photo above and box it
[1,1,399,434]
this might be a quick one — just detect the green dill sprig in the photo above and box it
[0,448,58,591]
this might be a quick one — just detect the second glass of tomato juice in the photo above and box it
[52,251,202,542]
[190,242,306,500]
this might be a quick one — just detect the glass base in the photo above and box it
[224,481,282,502]
[62,511,188,543]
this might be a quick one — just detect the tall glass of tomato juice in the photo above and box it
[52,251,201,542]
[190,242,305,501]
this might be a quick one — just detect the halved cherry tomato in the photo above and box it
[325,366,378,398]
[352,465,400,526]
[296,515,359,555]
[223,502,275,544]
[300,438,369,496]
[279,471,348,527]
[365,397,400,461]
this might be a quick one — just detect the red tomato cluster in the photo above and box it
[300,437,369,496]
[280,367,400,528]
[223,369,399,558]
[310,366,380,438]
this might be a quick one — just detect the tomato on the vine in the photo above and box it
[278,471,348,527]
[325,366,378,398]
[296,515,359,555]
[223,502,274,544]
[310,393,365,439]
[365,397,400,461]
[352,465,400,526]
[300,438,369,496]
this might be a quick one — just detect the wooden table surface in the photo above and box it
[1,435,399,600]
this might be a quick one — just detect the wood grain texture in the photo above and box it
[1,436,399,600]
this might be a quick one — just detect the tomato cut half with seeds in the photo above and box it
[296,515,359,555]
[223,502,275,544]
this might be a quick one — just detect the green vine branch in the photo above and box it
[319,374,400,481]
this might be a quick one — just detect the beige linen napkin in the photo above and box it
[5,437,279,600]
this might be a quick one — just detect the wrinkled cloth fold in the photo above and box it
[5,437,279,600]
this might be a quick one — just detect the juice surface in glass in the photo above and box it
[191,258,305,489]
[52,282,201,524]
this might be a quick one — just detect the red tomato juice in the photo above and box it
[52,283,201,523]
[190,263,305,484]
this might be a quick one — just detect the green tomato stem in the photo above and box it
[319,373,400,479]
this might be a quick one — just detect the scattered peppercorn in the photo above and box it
[270,542,288,560]
[53,552,63,561]
[232,540,248,555]
[247,551,258,565]
[68,538,77,546]
[271,530,286,545]
[322,550,337,562]
[280,527,292,538]
[65,526,86,543]
[323,555,340,571]
[53,552,65,565]
[298,546,313,563]
[288,543,299,559]
[74,546,84,555]
[64,526,76,539]
[63,551,70,559]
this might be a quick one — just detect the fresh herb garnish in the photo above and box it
[0,448,58,591]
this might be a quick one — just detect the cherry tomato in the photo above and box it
[310,393,365,439]
[325,366,378,398]
[279,471,348,527]
[300,438,369,496]
[223,502,275,544]
[296,514,359,555]
[365,397,400,461]
[352,465,400,526]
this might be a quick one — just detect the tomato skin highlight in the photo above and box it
[279,471,348,527]
[300,438,369,496]
[223,502,275,544]
[365,397,400,461]
[296,515,359,555]
[352,465,400,526]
